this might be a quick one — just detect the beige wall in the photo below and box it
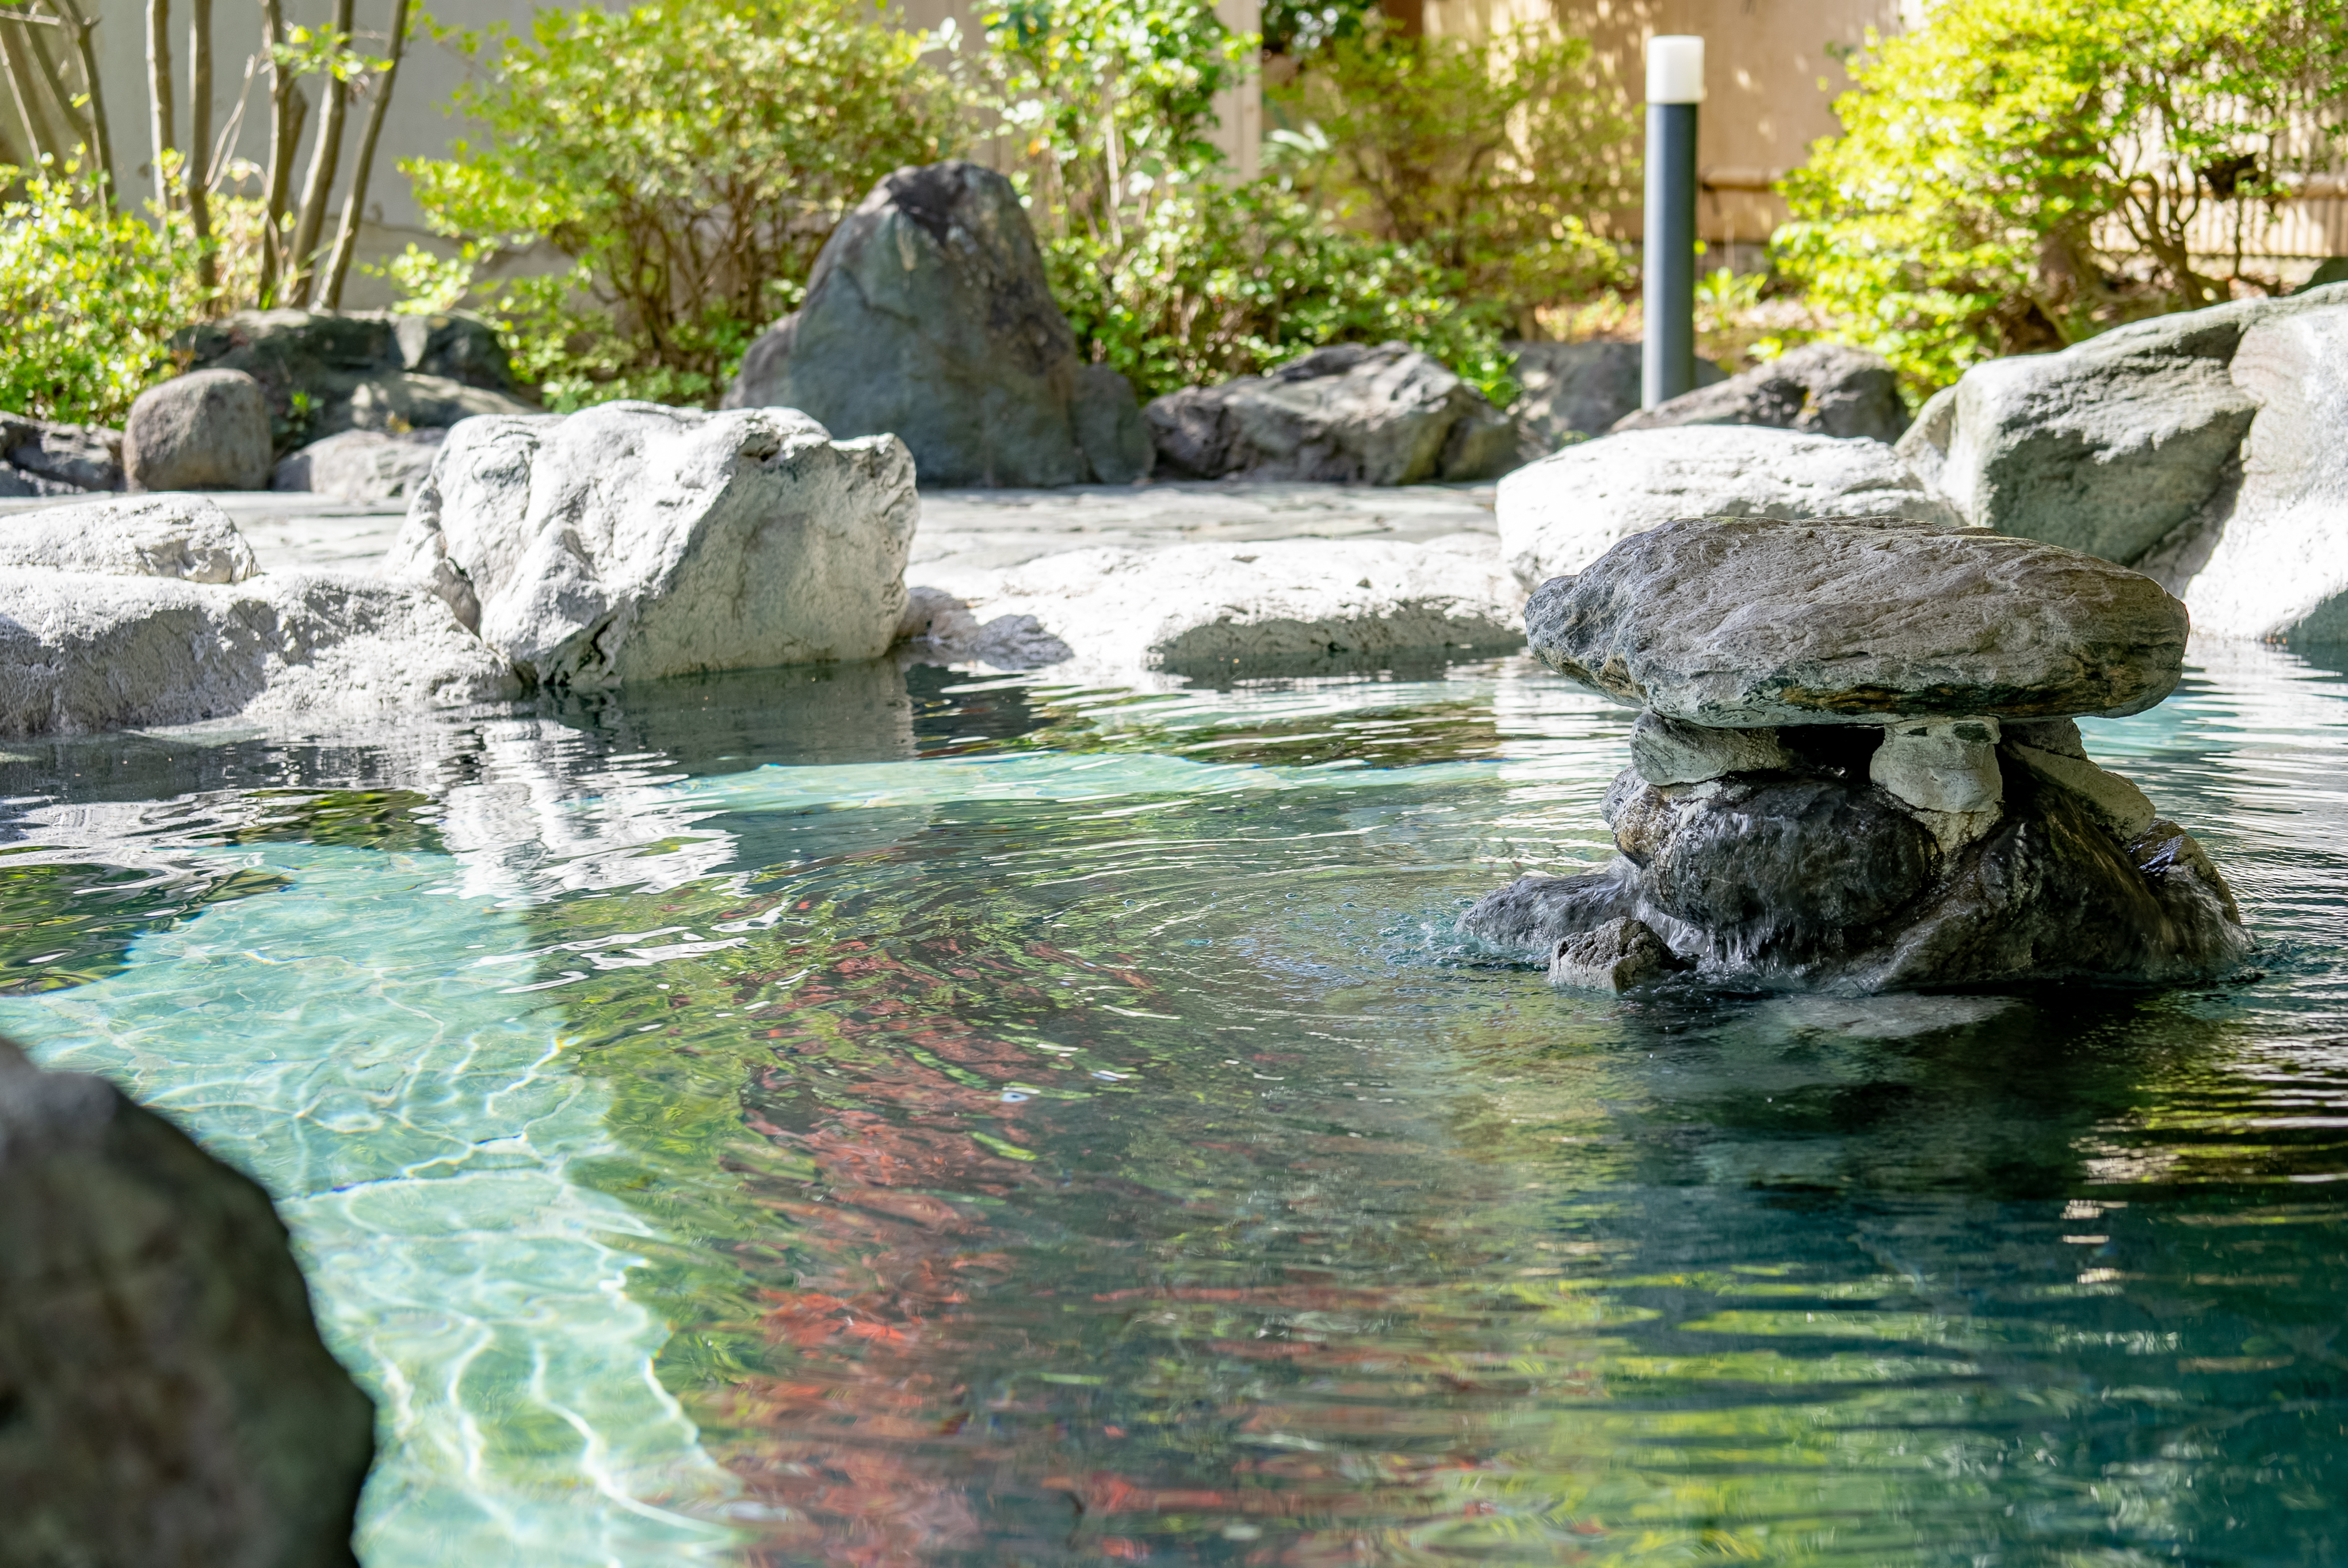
[1419,0,1906,246]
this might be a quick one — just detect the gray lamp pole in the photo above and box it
[1641,35,1704,409]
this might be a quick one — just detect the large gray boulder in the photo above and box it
[1525,516,2189,727]
[1611,341,1910,443]
[0,494,258,583]
[175,308,533,453]
[387,401,918,688]
[1,412,123,495]
[1144,341,1517,484]
[1495,424,1960,588]
[272,427,446,503]
[723,160,1146,487]
[124,369,274,491]
[0,1038,374,1566]
[2134,305,2348,640]
[1505,341,1723,451]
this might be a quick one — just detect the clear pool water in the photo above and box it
[2,643,2344,1566]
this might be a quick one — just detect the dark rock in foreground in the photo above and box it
[725,160,1148,487]
[1526,517,2189,727]
[1145,341,1521,484]
[1612,341,1910,443]
[0,1038,373,1566]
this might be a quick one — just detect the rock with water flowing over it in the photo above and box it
[0,1039,375,1565]
[1525,516,2189,727]
[1464,513,2248,990]
[272,427,447,503]
[1146,342,1524,485]
[0,494,259,583]
[1610,341,1911,443]
[124,369,275,492]
[724,160,1147,486]
[388,401,918,688]
[0,412,123,495]
[1496,425,1960,589]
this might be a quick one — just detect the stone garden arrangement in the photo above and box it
[1462,515,2252,992]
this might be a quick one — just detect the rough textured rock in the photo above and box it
[178,308,530,452]
[124,369,274,491]
[0,1038,374,1567]
[1070,363,1156,485]
[1505,340,1723,450]
[387,401,918,688]
[1630,710,1792,785]
[1548,916,1675,990]
[1869,717,2004,852]
[2002,718,2157,840]
[723,160,1133,487]
[0,494,259,583]
[1,412,123,495]
[2142,304,2348,640]
[1611,342,1910,443]
[927,534,1521,676]
[893,584,1072,671]
[1144,342,1517,485]
[0,569,517,736]
[272,427,447,503]
[1526,517,2189,726]
[1496,426,1961,588]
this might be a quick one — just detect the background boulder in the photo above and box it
[0,414,123,496]
[388,401,918,687]
[0,1038,375,1567]
[1611,341,1910,442]
[271,428,447,504]
[176,309,534,456]
[1496,424,1960,588]
[123,369,273,491]
[1144,342,1518,484]
[724,160,1142,487]
[1503,341,1724,451]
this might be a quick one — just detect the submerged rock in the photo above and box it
[1467,512,2250,990]
[1145,341,1520,485]
[388,401,918,688]
[0,1039,374,1562]
[1611,341,1910,443]
[1525,517,2189,727]
[725,160,1141,487]
[1496,424,1959,589]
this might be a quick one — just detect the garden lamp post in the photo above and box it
[1642,34,1703,408]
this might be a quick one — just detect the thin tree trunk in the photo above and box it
[146,0,173,209]
[285,0,354,305]
[0,22,63,166]
[322,0,407,309]
[257,0,297,305]
[186,0,215,293]
[18,13,85,171]
[41,0,112,202]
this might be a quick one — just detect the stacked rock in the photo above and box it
[1464,515,2252,992]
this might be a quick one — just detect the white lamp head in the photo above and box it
[1647,35,1704,105]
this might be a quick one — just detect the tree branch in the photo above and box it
[285,0,353,305]
[186,0,215,294]
[145,0,172,209]
[322,0,407,309]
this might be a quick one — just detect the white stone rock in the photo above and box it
[1629,710,1792,786]
[930,534,1522,675]
[0,495,258,583]
[271,427,446,503]
[1872,718,2003,852]
[1496,425,1963,589]
[0,569,516,737]
[386,401,918,688]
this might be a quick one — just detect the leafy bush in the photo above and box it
[0,159,201,426]
[396,0,955,408]
[1777,0,2348,389]
[1272,22,1631,335]
[1045,183,1509,403]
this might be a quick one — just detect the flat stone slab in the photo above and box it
[1526,517,2188,725]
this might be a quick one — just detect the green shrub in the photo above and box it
[1045,183,1509,404]
[1776,0,2348,389]
[0,159,201,426]
[1272,21,1631,335]
[396,0,956,409]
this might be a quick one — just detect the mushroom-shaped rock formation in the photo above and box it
[1468,515,2249,992]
